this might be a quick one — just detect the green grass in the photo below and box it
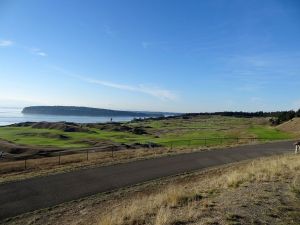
[248,125,292,140]
[0,116,295,149]
[0,126,155,148]
[0,127,89,148]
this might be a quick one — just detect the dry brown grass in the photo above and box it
[221,154,300,188]
[97,153,300,225]
[277,117,300,134]
[291,175,300,197]
[154,207,172,225]
[97,184,202,225]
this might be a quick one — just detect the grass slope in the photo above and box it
[277,117,300,134]
[248,125,292,139]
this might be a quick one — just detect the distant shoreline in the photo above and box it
[22,106,173,118]
[0,107,156,126]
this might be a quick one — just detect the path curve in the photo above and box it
[0,141,294,221]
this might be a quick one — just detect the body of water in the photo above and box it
[0,107,136,126]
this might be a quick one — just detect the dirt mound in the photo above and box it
[86,123,122,131]
[277,118,300,134]
[132,127,148,135]
[0,139,37,159]
[8,122,35,127]
[31,122,91,132]
[112,125,132,132]
[18,132,70,140]
[0,138,66,159]
[75,139,115,147]
[86,123,148,135]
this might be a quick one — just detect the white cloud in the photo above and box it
[0,39,14,47]
[86,78,177,101]
[37,52,47,56]
[51,66,178,101]
[0,40,47,56]
[31,48,47,57]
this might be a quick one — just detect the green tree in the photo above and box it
[296,109,300,117]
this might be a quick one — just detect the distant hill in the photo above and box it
[22,106,170,117]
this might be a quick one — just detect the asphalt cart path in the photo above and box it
[0,140,294,221]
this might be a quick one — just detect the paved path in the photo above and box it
[0,141,294,221]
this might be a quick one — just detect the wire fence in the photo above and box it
[0,137,290,173]
[157,137,286,148]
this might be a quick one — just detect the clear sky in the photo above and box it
[0,0,300,112]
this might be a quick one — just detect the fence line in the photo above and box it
[0,137,290,171]
[157,137,286,148]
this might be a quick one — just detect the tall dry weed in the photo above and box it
[98,154,300,225]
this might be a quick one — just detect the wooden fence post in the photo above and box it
[86,150,89,161]
[58,153,61,165]
[24,159,27,170]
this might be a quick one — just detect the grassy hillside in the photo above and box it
[0,115,295,149]
[277,117,300,135]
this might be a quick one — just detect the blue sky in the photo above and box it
[0,0,300,112]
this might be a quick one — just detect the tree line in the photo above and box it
[132,109,300,125]
[182,109,300,125]
[268,109,300,125]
